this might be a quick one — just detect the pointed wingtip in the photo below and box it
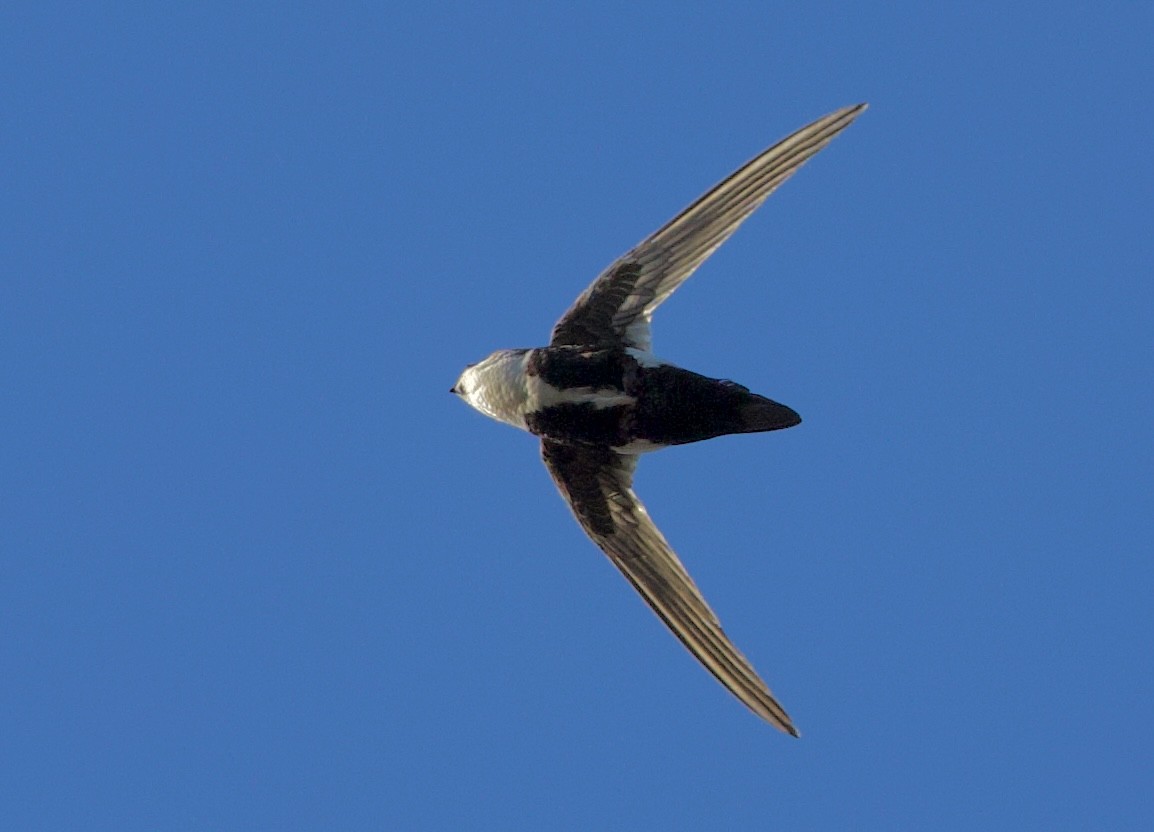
[754,702,800,737]
[761,707,800,737]
[839,102,869,121]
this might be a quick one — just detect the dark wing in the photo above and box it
[541,439,798,735]
[551,103,866,350]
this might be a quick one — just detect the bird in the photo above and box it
[452,103,866,735]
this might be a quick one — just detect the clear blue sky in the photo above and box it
[3,3,1152,829]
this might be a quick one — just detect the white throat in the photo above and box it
[455,349,531,430]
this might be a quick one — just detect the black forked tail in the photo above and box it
[632,366,800,446]
[737,394,801,434]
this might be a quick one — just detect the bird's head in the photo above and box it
[450,349,530,430]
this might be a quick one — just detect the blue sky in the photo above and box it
[3,3,1152,829]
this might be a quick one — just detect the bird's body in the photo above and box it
[459,345,801,453]
[452,104,866,735]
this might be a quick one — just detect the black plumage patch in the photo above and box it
[525,346,630,392]
[523,348,797,449]
[526,403,629,447]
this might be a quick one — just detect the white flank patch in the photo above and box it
[623,316,653,352]
[625,347,668,369]
[615,437,666,454]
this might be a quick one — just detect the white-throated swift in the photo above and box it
[452,104,866,735]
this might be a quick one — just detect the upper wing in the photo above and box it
[551,103,866,350]
[540,439,799,735]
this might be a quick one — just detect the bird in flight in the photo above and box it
[452,104,866,735]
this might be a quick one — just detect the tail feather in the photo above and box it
[738,396,801,433]
[630,367,800,445]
